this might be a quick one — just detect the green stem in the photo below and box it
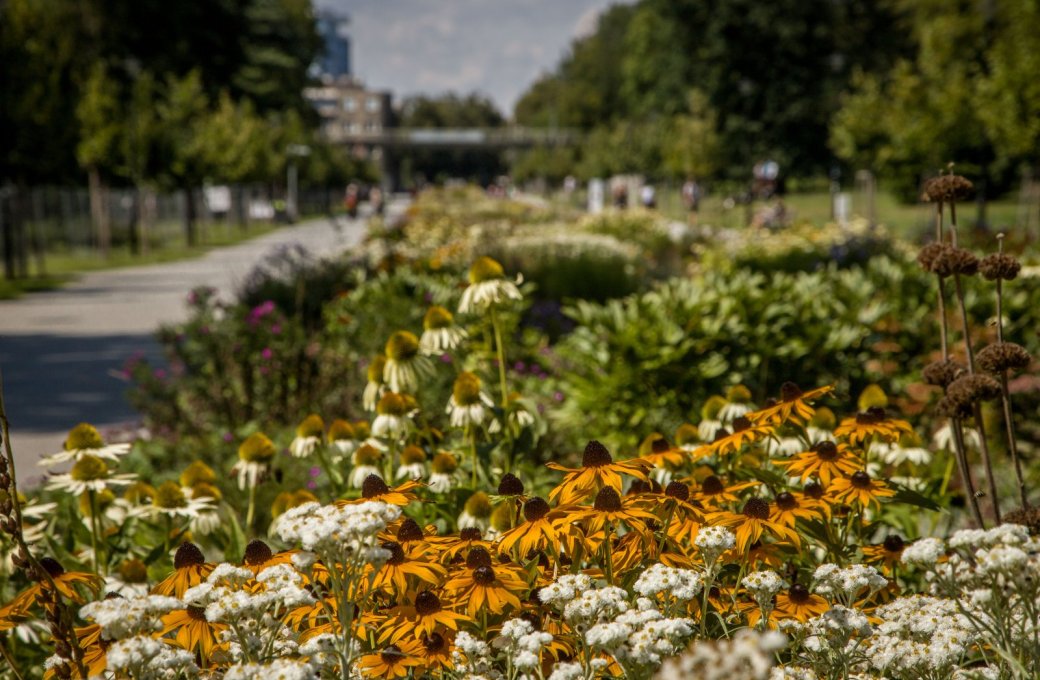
[246,484,257,532]
[601,523,615,585]
[490,307,509,408]
[87,490,100,575]
[469,425,479,489]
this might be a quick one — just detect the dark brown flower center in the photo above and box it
[459,527,482,542]
[780,382,803,402]
[850,471,872,489]
[701,475,725,495]
[523,497,550,522]
[382,541,405,565]
[775,492,797,510]
[243,539,273,566]
[582,440,613,467]
[466,547,492,569]
[788,583,810,604]
[397,519,424,543]
[39,557,65,577]
[651,437,671,454]
[804,482,825,499]
[423,632,446,653]
[498,473,525,496]
[362,474,391,498]
[381,646,406,664]
[187,605,208,621]
[732,416,751,432]
[473,565,496,585]
[712,428,731,443]
[174,542,205,569]
[856,407,886,424]
[883,534,905,553]
[594,487,622,512]
[665,481,690,501]
[812,441,839,461]
[414,590,441,616]
[742,498,770,520]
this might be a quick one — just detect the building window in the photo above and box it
[344,97,357,112]
[366,97,380,113]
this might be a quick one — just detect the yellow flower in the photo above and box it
[748,383,834,427]
[384,331,434,393]
[547,440,650,505]
[160,605,227,666]
[834,407,913,446]
[289,414,325,458]
[862,534,906,574]
[829,471,895,510]
[458,256,522,314]
[153,542,214,598]
[443,547,528,616]
[496,497,572,558]
[358,643,423,679]
[773,441,861,485]
[707,499,800,553]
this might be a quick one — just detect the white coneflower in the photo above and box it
[383,331,434,394]
[933,422,982,452]
[188,483,223,535]
[420,305,468,355]
[38,422,131,468]
[326,419,358,459]
[147,481,214,522]
[45,454,137,495]
[349,443,384,488]
[871,433,932,467]
[105,559,150,597]
[674,424,701,452]
[396,445,427,481]
[363,355,388,412]
[232,433,277,490]
[806,407,838,445]
[458,491,493,531]
[488,392,537,437]
[697,396,727,442]
[718,385,755,424]
[458,256,522,314]
[289,414,325,458]
[446,372,494,429]
[372,392,415,440]
[428,452,458,494]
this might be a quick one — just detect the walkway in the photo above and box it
[0,205,396,480]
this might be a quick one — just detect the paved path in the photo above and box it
[0,205,395,480]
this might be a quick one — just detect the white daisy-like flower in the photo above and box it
[372,392,415,440]
[446,372,495,429]
[231,433,277,491]
[396,445,427,480]
[458,256,523,315]
[326,419,358,458]
[363,355,388,412]
[383,331,434,393]
[427,452,458,494]
[38,423,131,468]
[458,492,492,531]
[933,422,982,452]
[45,454,137,495]
[870,438,932,466]
[420,305,468,355]
[289,414,325,458]
[105,559,151,597]
[148,481,215,521]
[349,443,384,488]
[718,385,755,424]
[488,393,537,436]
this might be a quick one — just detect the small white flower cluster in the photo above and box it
[797,605,872,664]
[537,574,592,608]
[106,635,199,679]
[656,629,785,680]
[900,537,945,566]
[224,658,318,680]
[861,596,975,679]
[275,500,399,566]
[742,570,787,608]
[948,523,1030,550]
[634,563,704,602]
[499,618,554,671]
[79,595,182,640]
[587,604,695,669]
[695,526,737,567]
[452,630,495,677]
[560,586,630,627]
[812,564,887,603]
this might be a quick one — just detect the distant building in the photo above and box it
[312,10,351,80]
[304,77,394,150]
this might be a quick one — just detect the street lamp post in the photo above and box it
[286,144,311,223]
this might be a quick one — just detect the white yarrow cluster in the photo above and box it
[743,570,788,606]
[80,595,182,640]
[224,659,318,680]
[656,629,784,680]
[275,501,399,566]
[499,618,554,671]
[106,635,199,679]
[861,596,975,678]
[695,526,737,567]
[812,564,887,603]
[587,607,695,668]
[634,563,704,601]
[901,537,945,566]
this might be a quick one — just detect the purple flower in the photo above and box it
[310,466,322,478]
[247,300,276,326]
[270,324,282,335]
[306,480,318,490]
[439,353,453,363]
[553,391,564,402]
[222,432,234,443]
[261,347,273,360]
[154,368,167,380]
[513,361,526,373]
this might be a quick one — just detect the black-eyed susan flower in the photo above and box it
[428,452,459,494]
[834,407,913,446]
[159,604,227,666]
[358,642,423,679]
[373,392,415,440]
[383,330,434,393]
[862,534,906,574]
[704,416,774,457]
[708,498,800,553]
[692,474,760,510]
[773,583,829,622]
[459,491,493,531]
[37,422,131,468]
[748,383,834,427]
[774,441,861,485]
[69,625,109,678]
[443,547,528,616]
[289,414,325,458]
[446,371,494,429]
[341,474,422,507]
[367,541,445,596]
[420,305,468,355]
[648,480,705,542]
[439,526,494,563]
[458,256,522,314]
[380,590,471,643]
[547,440,650,505]
[44,454,137,495]
[153,542,214,598]
[397,444,427,481]
[769,491,824,528]
[496,497,572,557]
[415,630,456,674]
[9,557,101,610]
[231,432,276,490]
[829,471,895,510]
[363,354,388,412]
[567,487,657,538]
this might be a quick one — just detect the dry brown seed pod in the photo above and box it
[917,242,947,273]
[979,252,1021,281]
[921,174,974,203]
[936,395,973,419]
[1004,506,1040,535]
[976,342,1032,373]
[922,359,965,388]
[947,247,979,276]
[946,374,1002,407]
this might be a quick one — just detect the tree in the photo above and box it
[398,94,506,185]
[155,71,211,246]
[76,63,122,256]
[663,91,722,181]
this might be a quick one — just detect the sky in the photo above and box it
[315,0,630,117]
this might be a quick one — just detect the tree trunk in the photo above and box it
[128,185,141,255]
[183,187,197,247]
[87,166,111,257]
[234,184,249,230]
[1,188,14,280]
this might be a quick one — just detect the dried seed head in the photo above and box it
[979,252,1021,281]
[917,242,948,274]
[948,247,979,276]
[921,174,973,203]
[946,374,1001,407]
[976,342,1032,374]
[923,359,966,388]
[497,473,524,496]
[1004,506,1040,536]
[936,395,973,419]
